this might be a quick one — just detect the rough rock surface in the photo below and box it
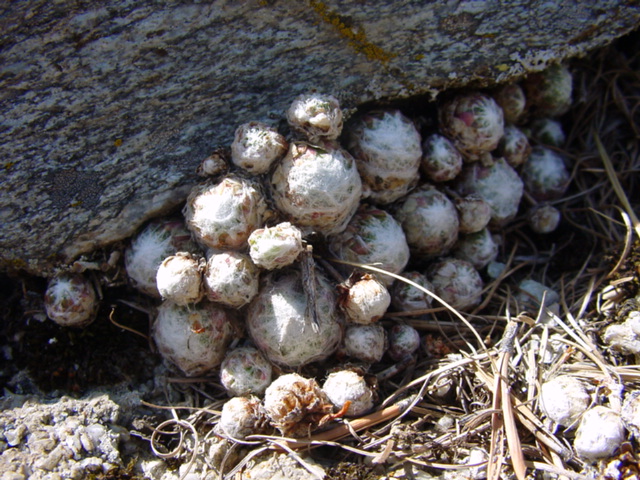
[1,1,639,275]
[0,392,136,479]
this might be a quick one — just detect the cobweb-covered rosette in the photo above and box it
[247,268,343,367]
[270,142,362,236]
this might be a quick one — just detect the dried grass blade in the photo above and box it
[325,257,490,359]
[500,356,526,480]
[594,132,640,238]
[487,355,505,480]
[476,367,570,460]
[278,395,415,449]
[606,207,634,278]
[487,392,504,480]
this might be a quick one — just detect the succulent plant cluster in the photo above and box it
[43,64,577,441]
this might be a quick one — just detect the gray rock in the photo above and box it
[1,1,639,275]
[0,393,125,479]
[242,452,326,480]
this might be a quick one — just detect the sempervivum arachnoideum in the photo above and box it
[203,251,260,308]
[286,92,343,142]
[231,121,288,175]
[393,184,459,259]
[151,300,237,377]
[390,271,433,312]
[452,228,499,270]
[454,195,492,234]
[438,92,504,163]
[492,83,526,125]
[387,324,421,361]
[527,118,566,147]
[328,204,410,286]
[246,267,343,368]
[263,373,333,437]
[270,141,362,236]
[497,125,531,168]
[522,63,573,118]
[344,109,422,204]
[248,222,303,270]
[454,157,524,227]
[196,148,229,178]
[183,174,268,251]
[218,396,270,440]
[427,258,483,311]
[342,323,386,364]
[339,273,391,325]
[527,204,561,234]
[220,346,273,397]
[125,218,200,298]
[520,146,570,201]
[156,252,204,306]
[322,370,374,417]
[420,133,463,183]
[44,273,99,327]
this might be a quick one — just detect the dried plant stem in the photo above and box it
[265,395,417,450]
[325,257,490,358]
[594,132,640,238]
[487,320,526,480]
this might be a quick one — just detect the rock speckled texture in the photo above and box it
[1,1,639,275]
[0,393,131,479]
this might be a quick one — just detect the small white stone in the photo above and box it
[539,375,590,426]
[574,406,625,461]
[443,447,488,480]
[622,390,640,438]
[4,424,26,447]
[516,279,560,324]
[603,311,640,354]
